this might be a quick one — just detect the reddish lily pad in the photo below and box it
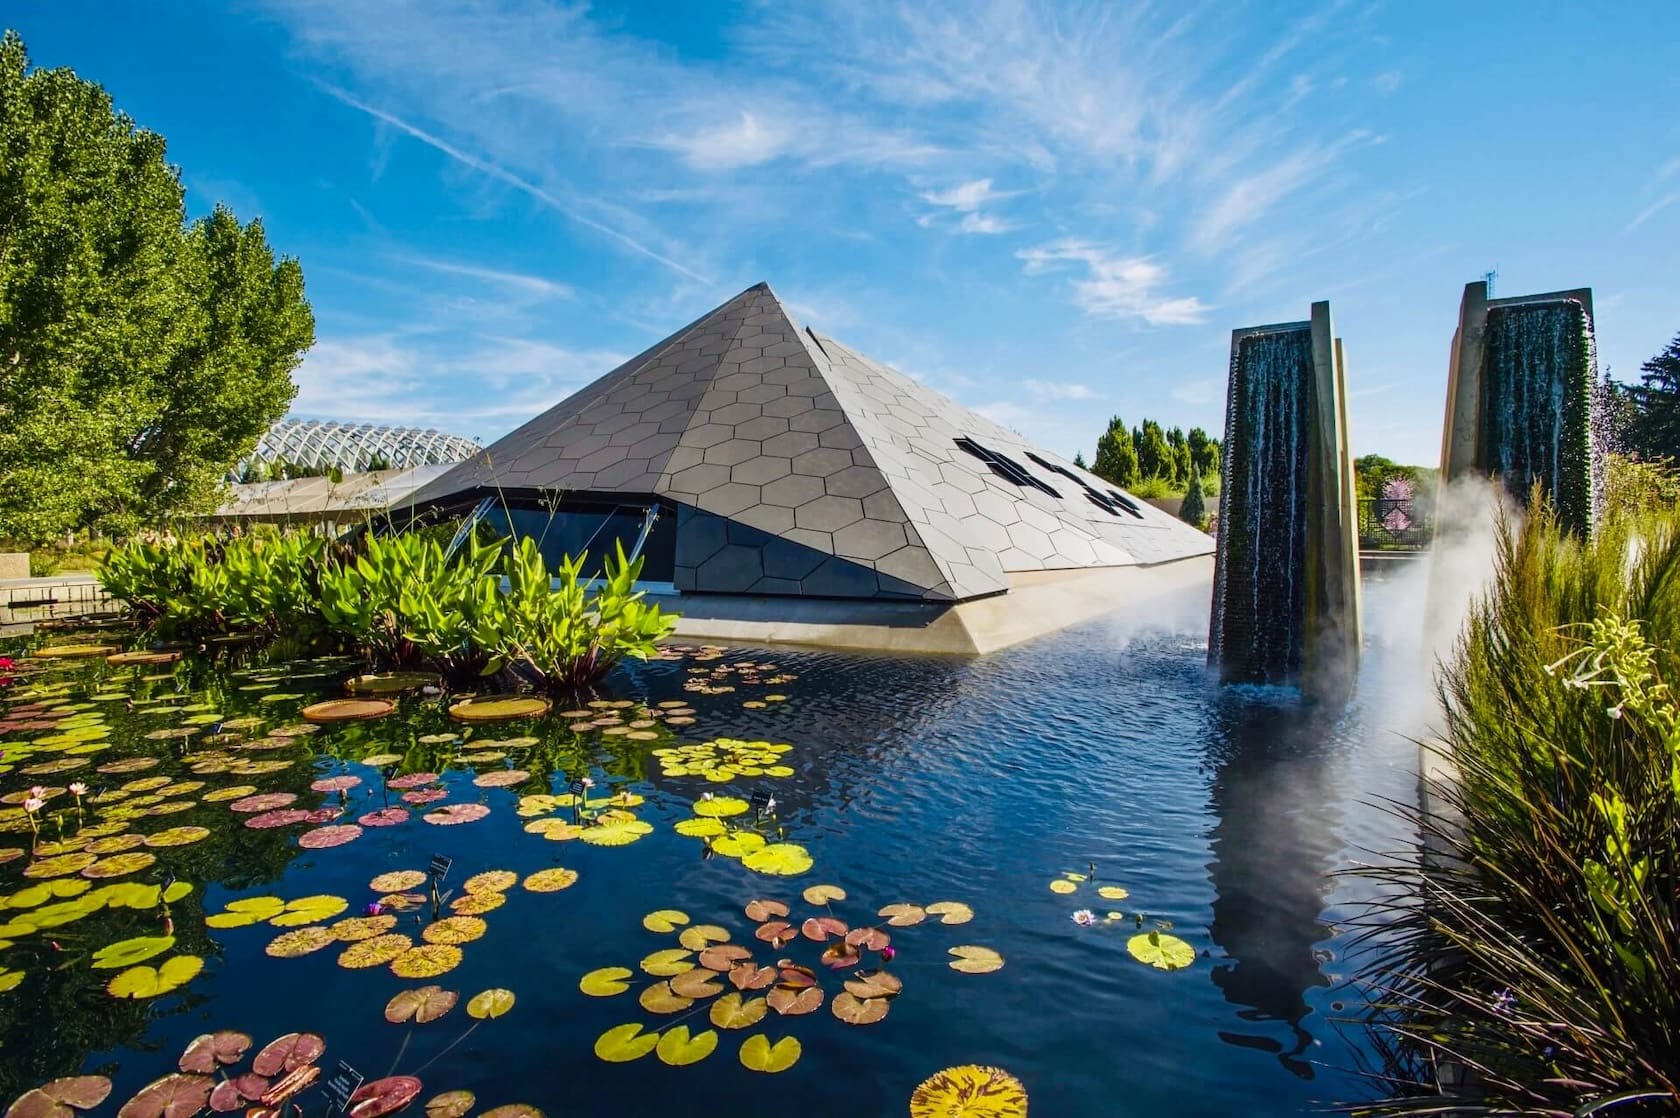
[206,1081,243,1114]
[310,776,363,793]
[471,770,529,789]
[116,1073,211,1118]
[349,1077,423,1118]
[359,808,410,827]
[385,985,458,1024]
[766,984,823,1016]
[4,1076,112,1118]
[251,1032,326,1077]
[401,789,448,805]
[298,824,363,849]
[801,916,847,942]
[744,899,789,921]
[423,804,489,826]
[244,809,310,830]
[831,990,890,1024]
[229,793,297,813]
[697,944,751,970]
[424,1092,473,1118]
[178,1032,252,1074]
[388,773,439,790]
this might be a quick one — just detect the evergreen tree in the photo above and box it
[1072,452,1088,470]
[0,32,313,544]
[1187,426,1220,475]
[1629,332,1680,460]
[1092,416,1139,486]
[1179,466,1207,528]
[1136,419,1172,480]
[1165,426,1191,486]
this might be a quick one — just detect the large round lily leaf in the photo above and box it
[348,1076,422,1118]
[832,991,890,1025]
[106,955,203,999]
[252,1031,327,1077]
[423,1091,473,1118]
[178,1032,251,1074]
[463,871,517,895]
[638,982,692,1014]
[925,901,974,925]
[521,868,578,893]
[338,934,413,969]
[593,1023,658,1063]
[91,936,175,970]
[466,988,516,1019]
[708,992,767,1030]
[115,1073,212,1118]
[3,1076,112,1118]
[578,967,632,997]
[908,1065,1029,1117]
[266,927,337,958]
[655,1025,717,1067]
[737,1034,801,1074]
[422,917,487,945]
[302,699,393,725]
[385,985,458,1025]
[740,843,812,876]
[946,945,1005,974]
[391,944,462,979]
[1126,930,1194,971]
[449,696,551,722]
[642,909,689,933]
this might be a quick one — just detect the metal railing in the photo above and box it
[1358,496,1431,551]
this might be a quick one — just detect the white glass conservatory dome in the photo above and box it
[236,419,481,477]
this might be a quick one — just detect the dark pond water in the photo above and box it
[0,576,1430,1116]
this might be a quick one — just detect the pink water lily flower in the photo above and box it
[29,785,46,800]
[24,797,44,814]
[68,782,88,797]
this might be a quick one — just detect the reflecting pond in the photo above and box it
[0,576,1427,1116]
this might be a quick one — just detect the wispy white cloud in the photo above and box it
[1626,191,1679,232]
[395,256,573,301]
[922,179,1007,211]
[1371,70,1403,94]
[1024,379,1096,401]
[1017,240,1209,325]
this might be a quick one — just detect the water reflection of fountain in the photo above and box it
[1204,689,1346,1080]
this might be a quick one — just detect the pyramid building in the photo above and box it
[408,283,1212,604]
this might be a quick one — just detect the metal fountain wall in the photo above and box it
[1439,280,1600,534]
[1209,301,1361,694]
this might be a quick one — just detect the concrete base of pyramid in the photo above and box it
[652,554,1214,655]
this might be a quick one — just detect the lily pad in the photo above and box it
[330,915,399,942]
[35,645,117,660]
[579,967,633,997]
[744,899,789,922]
[740,843,812,876]
[678,924,730,951]
[802,884,846,905]
[302,699,394,724]
[708,992,767,1030]
[143,827,210,848]
[3,1075,113,1118]
[594,1023,658,1063]
[348,1076,422,1118]
[642,909,689,933]
[909,1066,1028,1118]
[311,776,363,793]
[672,817,727,838]
[107,955,203,998]
[422,917,486,945]
[668,969,725,999]
[338,934,413,969]
[385,985,458,1024]
[1127,930,1195,971]
[738,1034,801,1074]
[178,1032,251,1075]
[359,808,411,827]
[347,673,438,695]
[521,868,578,893]
[424,1092,473,1118]
[692,796,748,818]
[115,1073,212,1118]
[271,895,349,926]
[370,870,428,892]
[244,808,311,830]
[638,982,692,1014]
[640,948,695,977]
[1049,879,1078,895]
[463,870,517,895]
[423,804,489,826]
[832,990,890,1024]
[699,944,751,970]
[391,944,463,979]
[91,936,176,969]
[655,1025,717,1067]
[843,970,903,999]
[471,770,529,789]
[448,696,551,722]
[926,901,974,925]
[1097,885,1130,901]
[579,816,654,846]
[229,792,297,813]
[298,824,364,849]
[252,1032,326,1077]
[466,987,516,1019]
[451,892,506,915]
[765,984,823,1016]
[267,927,338,958]
[879,903,927,927]
[947,945,1005,974]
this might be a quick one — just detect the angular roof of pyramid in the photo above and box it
[409,283,1212,601]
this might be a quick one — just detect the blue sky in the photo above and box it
[12,1,1680,466]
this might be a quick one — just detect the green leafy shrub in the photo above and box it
[317,531,501,677]
[1127,475,1175,499]
[1179,468,1207,529]
[98,534,330,638]
[1354,500,1680,1114]
[481,537,675,694]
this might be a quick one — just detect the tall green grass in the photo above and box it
[1353,500,1680,1114]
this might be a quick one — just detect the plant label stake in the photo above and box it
[427,854,452,916]
[568,778,588,825]
[749,788,775,821]
[322,1061,364,1113]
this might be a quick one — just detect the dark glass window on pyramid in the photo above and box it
[954,438,1061,499]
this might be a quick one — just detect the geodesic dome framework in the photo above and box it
[235,420,481,478]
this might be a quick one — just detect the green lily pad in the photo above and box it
[91,936,176,969]
[594,1023,658,1063]
[106,954,203,998]
[741,843,813,876]
[655,1025,716,1067]
[1127,930,1195,971]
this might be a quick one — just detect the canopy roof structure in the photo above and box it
[410,283,1212,602]
[214,465,456,522]
[238,419,481,477]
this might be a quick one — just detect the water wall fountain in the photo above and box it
[1209,301,1361,694]
[1439,281,1599,533]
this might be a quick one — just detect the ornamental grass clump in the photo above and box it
[1354,500,1680,1115]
